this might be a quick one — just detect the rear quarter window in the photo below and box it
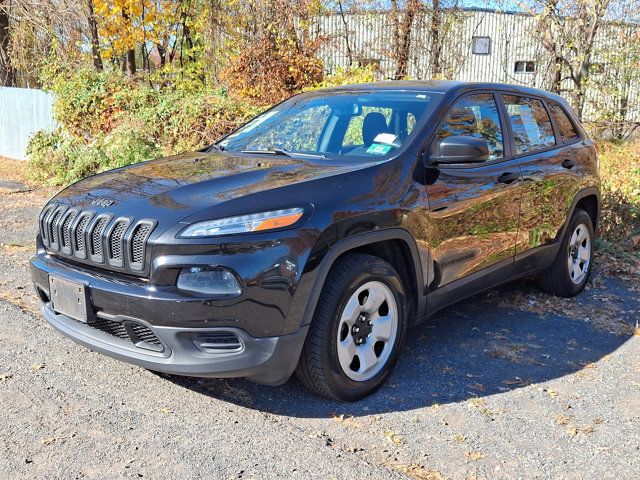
[550,103,580,143]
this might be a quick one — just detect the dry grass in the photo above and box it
[598,139,640,258]
[0,156,36,187]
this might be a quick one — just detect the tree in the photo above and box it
[0,0,16,86]
[86,0,103,71]
[390,0,422,79]
[429,0,443,78]
[528,0,612,119]
[219,0,325,104]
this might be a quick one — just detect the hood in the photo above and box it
[50,151,364,231]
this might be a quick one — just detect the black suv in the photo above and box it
[31,81,600,401]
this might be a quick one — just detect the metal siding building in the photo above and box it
[312,8,639,122]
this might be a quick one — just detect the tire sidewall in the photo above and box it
[325,260,407,401]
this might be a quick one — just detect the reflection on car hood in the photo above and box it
[50,151,365,228]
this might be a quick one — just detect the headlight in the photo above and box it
[179,207,304,238]
[177,267,242,296]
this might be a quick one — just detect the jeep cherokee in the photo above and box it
[31,81,600,401]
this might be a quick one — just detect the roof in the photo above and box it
[312,80,570,105]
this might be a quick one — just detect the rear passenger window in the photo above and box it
[436,93,504,160]
[550,103,579,142]
[503,95,556,154]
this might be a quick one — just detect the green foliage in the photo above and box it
[27,64,380,185]
[27,68,261,185]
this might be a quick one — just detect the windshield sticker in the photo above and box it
[373,133,397,145]
[367,143,392,155]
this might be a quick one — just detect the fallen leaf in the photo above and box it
[453,433,467,443]
[30,364,45,373]
[332,413,362,429]
[384,430,406,446]
[159,407,173,414]
[467,451,485,460]
[386,463,444,480]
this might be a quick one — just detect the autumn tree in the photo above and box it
[390,0,422,79]
[220,0,325,104]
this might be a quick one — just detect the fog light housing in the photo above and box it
[177,267,242,296]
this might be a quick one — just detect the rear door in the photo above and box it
[500,94,582,267]
[424,92,523,289]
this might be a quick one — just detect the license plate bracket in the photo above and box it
[49,275,90,323]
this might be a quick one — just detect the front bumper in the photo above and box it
[31,252,309,385]
[41,304,308,384]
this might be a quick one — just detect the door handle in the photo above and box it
[562,159,575,169]
[498,172,519,184]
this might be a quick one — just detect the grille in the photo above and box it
[92,317,129,340]
[60,210,77,249]
[49,209,63,245]
[89,317,163,352]
[129,323,162,346]
[108,220,128,263]
[74,214,91,254]
[193,332,243,353]
[130,223,151,265]
[90,217,109,257]
[40,207,54,243]
[39,204,155,274]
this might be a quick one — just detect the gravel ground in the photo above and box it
[1,159,639,479]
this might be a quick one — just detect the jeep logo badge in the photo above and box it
[90,197,115,208]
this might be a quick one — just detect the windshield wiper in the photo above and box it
[240,148,326,159]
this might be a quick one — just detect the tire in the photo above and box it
[295,253,408,401]
[538,208,594,297]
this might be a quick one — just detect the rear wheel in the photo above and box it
[296,253,407,401]
[539,208,594,297]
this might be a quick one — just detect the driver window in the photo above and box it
[436,93,504,160]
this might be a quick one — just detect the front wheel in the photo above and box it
[538,208,594,297]
[295,253,407,401]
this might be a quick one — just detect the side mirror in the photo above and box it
[428,135,490,164]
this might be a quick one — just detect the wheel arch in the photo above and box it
[564,187,600,238]
[299,228,426,329]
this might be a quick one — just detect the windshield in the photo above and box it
[217,90,443,159]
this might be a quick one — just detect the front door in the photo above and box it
[424,92,523,291]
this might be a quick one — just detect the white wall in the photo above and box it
[0,87,56,160]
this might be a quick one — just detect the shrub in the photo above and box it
[597,139,640,255]
[28,69,261,185]
[309,64,378,90]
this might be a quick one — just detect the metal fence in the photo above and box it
[0,87,56,160]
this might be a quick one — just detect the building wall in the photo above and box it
[312,9,640,122]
